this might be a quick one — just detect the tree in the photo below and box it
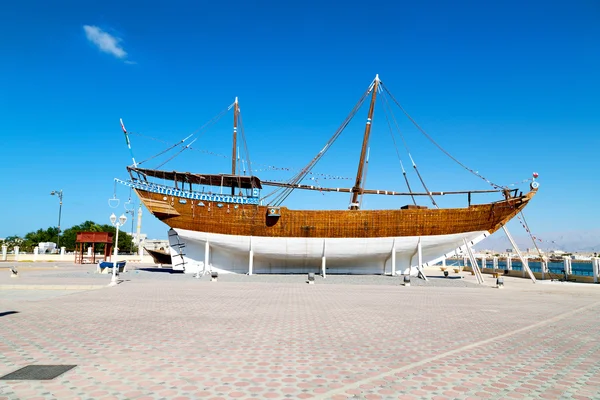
[60,221,136,253]
[22,227,59,252]
[2,235,24,251]
[4,221,137,254]
[60,221,103,251]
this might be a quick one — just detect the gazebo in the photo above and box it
[75,232,114,264]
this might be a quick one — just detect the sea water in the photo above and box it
[447,260,595,276]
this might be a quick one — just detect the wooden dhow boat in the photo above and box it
[116,75,538,275]
[144,247,172,266]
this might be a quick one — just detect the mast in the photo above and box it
[231,97,239,195]
[350,74,380,210]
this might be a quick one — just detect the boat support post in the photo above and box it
[416,239,428,281]
[391,239,397,276]
[321,240,326,279]
[248,237,254,276]
[203,240,210,276]
[592,257,599,284]
[502,226,536,283]
[463,238,484,284]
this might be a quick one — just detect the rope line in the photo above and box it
[381,82,504,190]
[517,212,559,281]
[269,85,372,206]
[379,94,418,205]
[135,103,232,167]
[380,91,437,208]
[130,132,352,180]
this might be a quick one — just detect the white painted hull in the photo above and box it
[168,228,490,275]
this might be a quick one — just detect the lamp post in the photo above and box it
[109,213,127,286]
[50,190,63,252]
[125,208,135,253]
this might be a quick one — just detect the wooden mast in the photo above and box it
[231,97,239,196]
[350,75,380,210]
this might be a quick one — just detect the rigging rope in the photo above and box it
[380,91,438,208]
[130,132,351,180]
[381,83,504,190]
[137,133,194,166]
[517,212,558,280]
[379,94,417,205]
[268,85,372,206]
[155,138,197,169]
[136,103,233,167]
[239,112,253,176]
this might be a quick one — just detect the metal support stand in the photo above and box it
[463,238,484,284]
[248,237,254,276]
[391,240,396,276]
[203,241,210,276]
[541,258,548,280]
[415,239,428,281]
[248,250,254,276]
[321,240,326,278]
[502,226,536,283]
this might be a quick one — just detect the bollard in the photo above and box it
[307,272,315,284]
[496,277,504,288]
[403,275,411,287]
[541,259,548,280]
[211,271,218,282]
[444,270,449,278]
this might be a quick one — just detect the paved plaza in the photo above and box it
[1,262,599,399]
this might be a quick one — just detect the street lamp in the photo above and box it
[109,213,127,286]
[50,190,63,252]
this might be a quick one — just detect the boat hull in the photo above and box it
[168,228,489,275]
[132,187,535,274]
[144,247,172,265]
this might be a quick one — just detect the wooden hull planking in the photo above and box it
[133,188,535,274]
[134,188,534,239]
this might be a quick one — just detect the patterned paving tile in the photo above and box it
[1,263,599,399]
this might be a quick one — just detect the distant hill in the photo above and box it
[475,229,600,253]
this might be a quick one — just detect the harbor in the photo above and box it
[443,256,600,283]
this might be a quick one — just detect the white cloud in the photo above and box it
[83,25,127,59]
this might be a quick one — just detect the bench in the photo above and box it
[97,261,127,274]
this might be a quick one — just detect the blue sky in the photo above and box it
[1,0,598,249]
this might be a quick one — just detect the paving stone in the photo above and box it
[1,263,599,399]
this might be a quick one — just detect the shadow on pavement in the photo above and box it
[0,311,20,317]
[137,268,183,274]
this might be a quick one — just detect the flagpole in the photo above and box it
[120,118,137,167]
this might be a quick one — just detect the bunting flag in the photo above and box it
[507,178,533,186]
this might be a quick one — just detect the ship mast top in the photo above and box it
[232,97,239,175]
[232,96,239,195]
[350,74,380,210]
